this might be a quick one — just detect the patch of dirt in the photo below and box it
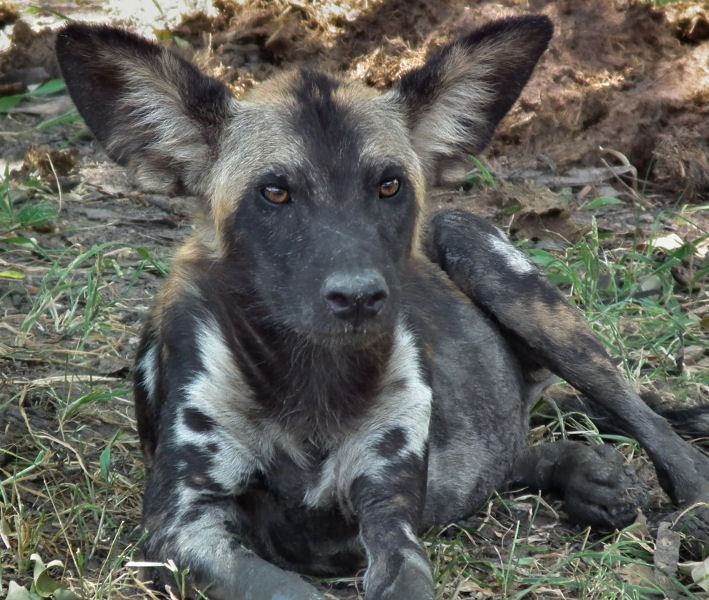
[157,0,709,201]
[0,18,58,78]
[664,1,709,43]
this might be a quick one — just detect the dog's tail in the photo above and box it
[547,391,709,443]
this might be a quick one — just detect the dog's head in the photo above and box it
[56,17,552,344]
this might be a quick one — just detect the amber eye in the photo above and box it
[378,178,400,199]
[261,185,290,205]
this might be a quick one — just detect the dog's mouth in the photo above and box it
[318,327,391,349]
[294,316,394,350]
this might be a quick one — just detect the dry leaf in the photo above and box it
[688,557,709,592]
[457,579,494,596]
[643,232,708,259]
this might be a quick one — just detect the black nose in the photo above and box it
[322,271,389,321]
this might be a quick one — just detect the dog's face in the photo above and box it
[213,70,423,342]
[55,18,553,345]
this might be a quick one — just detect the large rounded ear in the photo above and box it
[386,15,553,184]
[55,24,234,195]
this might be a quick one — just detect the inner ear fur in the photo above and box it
[55,24,234,194]
[387,15,553,184]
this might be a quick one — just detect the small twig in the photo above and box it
[13,374,125,386]
[45,151,63,215]
[599,146,653,210]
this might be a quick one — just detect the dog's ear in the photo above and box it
[55,24,234,195]
[386,15,553,184]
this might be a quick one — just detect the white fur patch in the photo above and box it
[487,231,536,275]
[178,316,314,491]
[178,317,265,491]
[136,342,158,402]
[303,320,432,508]
[401,521,420,546]
[170,485,244,566]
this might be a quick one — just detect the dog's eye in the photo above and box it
[261,185,291,205]
[378,178,400,199]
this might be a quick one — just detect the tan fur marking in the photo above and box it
[208,71,430,256]
[207,101,309,235]
[412,44,493,158]
[327,80,427,245]
[503,296,614,373]
[154,237,205,319]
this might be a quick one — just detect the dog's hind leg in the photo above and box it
[554,391,709,442]
[424,210,709,537]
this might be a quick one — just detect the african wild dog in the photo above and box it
[56,15,708,600]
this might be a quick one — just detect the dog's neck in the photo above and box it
[244,309,394,441]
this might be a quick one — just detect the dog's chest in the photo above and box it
[166,313,432,517]
[260,444,331,503]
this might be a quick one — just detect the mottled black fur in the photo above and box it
[56,15,709,600]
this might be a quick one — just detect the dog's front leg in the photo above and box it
[349,458,433,600]
[301,322,434,599]
[141,457,325,600]
[344,326,434,600]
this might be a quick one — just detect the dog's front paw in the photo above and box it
[364,547,434,600]
[200,555,326,600]
[561,444,647,530]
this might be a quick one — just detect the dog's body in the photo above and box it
[56,16,709,600]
